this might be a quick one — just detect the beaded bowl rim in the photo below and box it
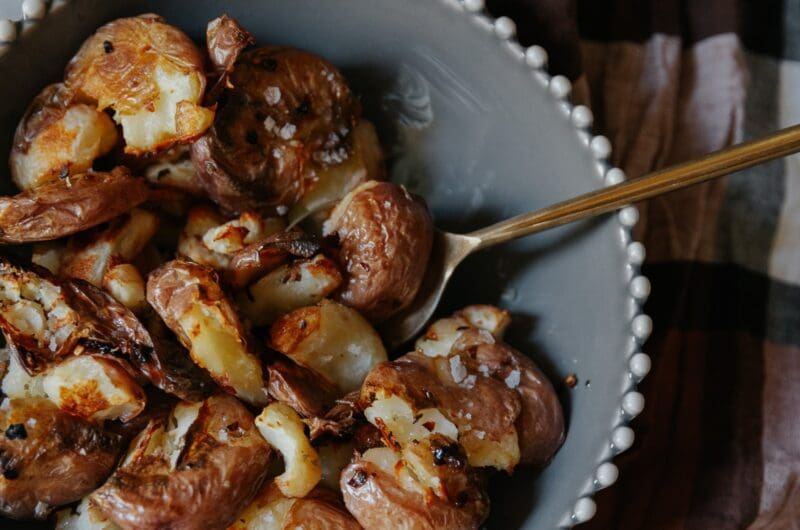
[0,0,652,527]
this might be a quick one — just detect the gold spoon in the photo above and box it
[380,124,800,351]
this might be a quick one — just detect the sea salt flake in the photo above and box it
[461,375,477,389]
[263,116,277,132]
[504,369,521,389]
[449,355,467,384]
[279,123,297,140]
[265,86,281,105]
[475,430,485,440]
[478,364,490,376]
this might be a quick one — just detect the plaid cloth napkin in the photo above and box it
[487,0,800,528]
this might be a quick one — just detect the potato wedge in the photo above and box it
[271,299,387,393]
[341,447,489,530]
[255,402,321,498]
[0,168,148,244]
[0,398,122,520]
[65,14,214,154]
[191,46,360,212]
[10,83,118,191]
[147,259,267,406]
[61,207,159,287]
[323,181,433,323]
[91,394,272,530]
[237,254,341,325]
[228,481,359,530]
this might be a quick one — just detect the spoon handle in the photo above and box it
[468,124,800,250]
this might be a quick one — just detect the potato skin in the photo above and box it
[0,398,122,521]
[324,181,433,323]
[267,356,339,419]
[205,15,255,103]
[0,168,148,244]
[192,46,360,212]
[340,454,489,530]
[91,394,272,530]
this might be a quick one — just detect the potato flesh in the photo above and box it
[55,496,120,530]
[101,264,146,311]
[32,241,66,275]
[255,403,321,498]
[1,352,45,399]
[238,255,342,326]
[116,64,213,153]
[271,299,387,393]
[179,303,267,406]
[415,305,509,358]
[364,394,458,446]
[41,355,145,422]
[11,104,118,191]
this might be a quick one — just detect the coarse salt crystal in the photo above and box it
[449,355,467,384]
[462,375,477,389]
[279,123,297,140]
[475,430,485,439]
[504,369,521,389]
[265,86,281,105]
[263,116,277,132]
[276,205,288,215]
[478,364,490,376]
[218,429,229,442]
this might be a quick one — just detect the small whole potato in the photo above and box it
[323,181,433,323]
[0,398,122,520]
[191,46,360,212]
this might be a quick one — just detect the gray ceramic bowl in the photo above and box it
[0,0,652,528]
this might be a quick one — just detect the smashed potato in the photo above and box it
[226,228,320,289]
[65,14,214,154]
[0,398,122,520]
[341,447,489,530]
[192,45,360,212]
[10,83,118,191]
[142,145,205,195]
[237,253,341,326]
[255,402,321,498]
[271,299,387,393]
[205,15,255,104]
[323,181,433,323]
[147,259,267,406]
[229,481,359,530]
[91,394,272,530]
[0,168,149,244]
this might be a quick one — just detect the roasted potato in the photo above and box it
[341,447,490,530]
[147,259,268,406]
[61,207,159,288]
[229,481,359,530]
[288,119,385,229]
[204,15,255,104]
[415,304,510,358]
[270,299,387,394]
[267,356,339,419]
[323,181,433,323]
[65,14,214,154]
[142,145,205,195]
[101,264,147,311]
[91,394,272,530]
[237,253,341,325]
[10,83,118,191]
[227,229,321,289]
[56,495,119,530]
[255,402,321,498]
[0,168,149,244]
[0,397,122,520]
[191,46,360,213]
[31,241,65,275]
[0,259,84,371]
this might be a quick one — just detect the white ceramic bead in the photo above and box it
[590,135,612,159]
[463,0,484,12]
[618,206,639,227]
[494,16,515,39]
[573,497,597,523]
[630,353,652,378]
[632,314,653,340]
[0,20,16,43]
[549,75,571,99]
[627,241,646,265]
[622,391,645,417]
[612,426,635,452]
[524,45,548,69]
[22,0,46,20]
[595,462,619,488]
[605,167,625,186]
[571,105,593,129]
[630,276,651,299]
[576,130,591,146]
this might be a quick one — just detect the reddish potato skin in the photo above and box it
[0,168,148,244]
[325,181,433,323]
[205,15,255,103]
[192,46,360,213]
[0,398,122,520]
[340,456,489,530]
[91,394,272,530]
[284,486,362,530]
[267,356,339,419]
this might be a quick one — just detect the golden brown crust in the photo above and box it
[340,455,489,530]
[91,394,272,530]
[191,46,360,212]
[0,398,122,520]
[12,83,78,155]
[0,168,149,244]
[324,181,433,323]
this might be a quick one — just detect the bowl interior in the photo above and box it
[0,1,634,528]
